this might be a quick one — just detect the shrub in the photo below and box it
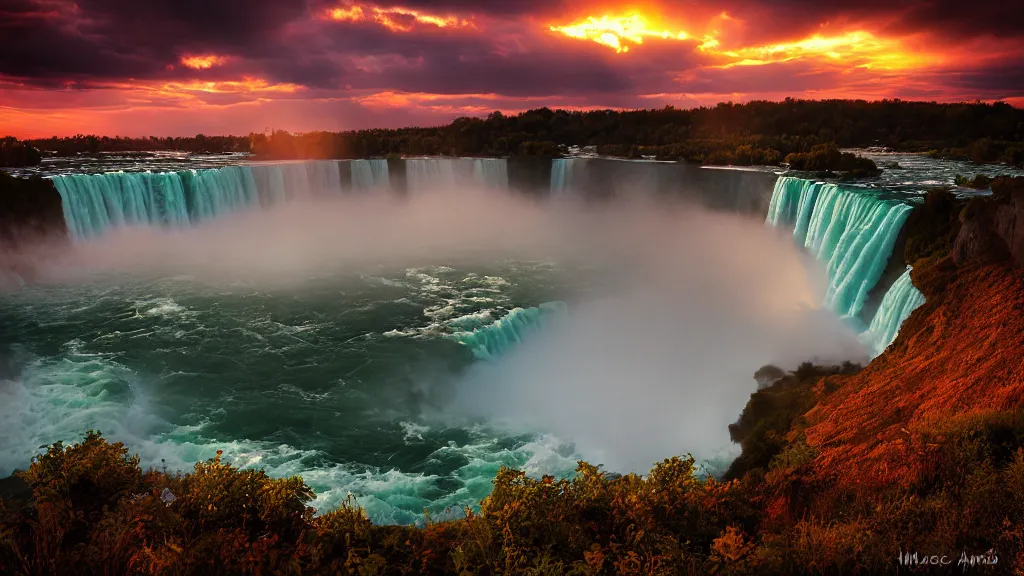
[785,143,880,177]
[954,174,994,189]
[7,383,1024,573]
[0,137,41,167]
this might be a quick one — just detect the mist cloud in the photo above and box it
[448,206,867,474]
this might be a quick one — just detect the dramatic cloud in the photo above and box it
[0,0,1020,136]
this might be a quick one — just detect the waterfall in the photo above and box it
[53,171,192,240]
[550,159,577,195]
[249,165,286,207]
[51,161,359,241]
[765,177,825,245]
[470,158,508,190]
[860,267,925,357]
[406,159,457,192]
[351,159,390,191]
[806,186,913,318]
[402,158,508,192]
[766,176,913,319]
[181,166,260,223]
[306,161,344,196]
[449,302,566,360]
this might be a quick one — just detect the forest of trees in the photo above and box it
[25,134,250,157]
[6,99,1024,171]
[243,99,1024,169]
[0,137,42,168]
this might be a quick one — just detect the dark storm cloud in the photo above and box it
[0,0,161,82]
[314,22,652,96]
[0,0,312,84]
[932,63,1024,94]
[884,0,1024,39]
[72,0,309,46]
[727,0,1024,40]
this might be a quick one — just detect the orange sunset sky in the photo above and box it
[1,0,1022,137]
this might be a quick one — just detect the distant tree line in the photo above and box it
[246,100,1024,172]
[25,134,250,156]
[0,137,42,167]
[7,99,1024,172]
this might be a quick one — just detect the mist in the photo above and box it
[26,188,581,286]
[446,205,869,475]
[12,185,868,475]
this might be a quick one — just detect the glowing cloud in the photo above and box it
[180,55,228,70]
[549,14,691,53]
[549,12,936,70]
[159,78,302,95]
[91,77,304,107]
[717,31,934,70]
[325,4,473,32]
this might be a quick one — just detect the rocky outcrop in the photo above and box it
[953,177,1024,267]
[0,172,66,247]
[0,172,67,286]
[0,137,42,168]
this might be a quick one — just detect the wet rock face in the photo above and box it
[951,178,1024,268]
[953,202,1012,267]
[0,173,67,286]
[0,172,66,248]
[996,185,1024,268]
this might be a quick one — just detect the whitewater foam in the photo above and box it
[448,303,568,360]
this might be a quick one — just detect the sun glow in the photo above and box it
[549,14,690,53]
[550,13,933,70]
[326,4,472,32]
[180,55,228,70]
[160,78,302,94]
[714,31,931,69]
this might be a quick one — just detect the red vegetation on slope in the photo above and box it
[805,262,1024,487]
[806,177,1024,488]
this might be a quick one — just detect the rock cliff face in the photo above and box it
[0,172,65,247]
[953,177,1024,267]
[0,172,67,286]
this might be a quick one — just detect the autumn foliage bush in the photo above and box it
[4,393,1024,575]
[0,434,762,575]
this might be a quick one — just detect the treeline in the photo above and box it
[26,134,250,156]
[0,137,41,167]
[247,99,1024,171]
[14,99,1024,171]
[928,136,1024,165]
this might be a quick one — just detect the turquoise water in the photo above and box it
[447,302,567,360]
[50,161,394,240]
[48,158,511,241]
[859,267,926,357]
[0,263,584,525]
[766,177,914,320]
[765,176,923,356]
